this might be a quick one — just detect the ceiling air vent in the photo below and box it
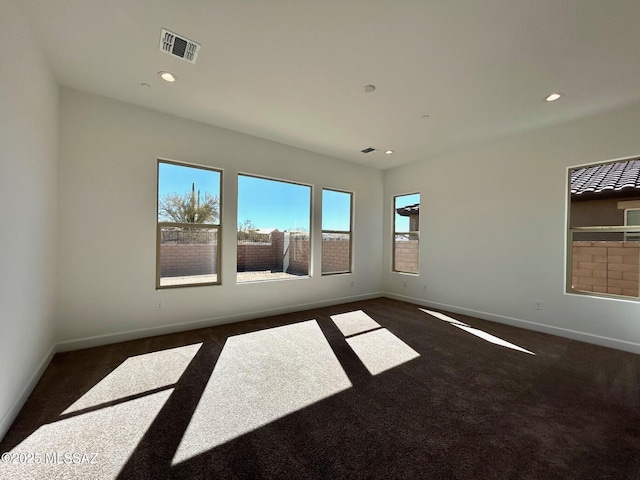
[159,28,200,64]
[361,147,376,154]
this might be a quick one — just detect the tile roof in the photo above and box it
[571,159,640,195]
[396,203,420,216]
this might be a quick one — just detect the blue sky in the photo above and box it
[158,163,352,231]
[322,189,351,231]
[237,175,311,231]
[158,162,219,197]
[394,193,420,231]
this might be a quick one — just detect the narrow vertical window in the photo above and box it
[237,174,311,282]
[393,193,420,274]
[157,160,221,288]
[322,189,353,275]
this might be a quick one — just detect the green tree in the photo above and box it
[159,183,219,223]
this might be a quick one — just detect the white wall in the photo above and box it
[57,89,383,347]
[0,3,58,438]
[383,101,640,353]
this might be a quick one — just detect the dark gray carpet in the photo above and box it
[2,297,640,479]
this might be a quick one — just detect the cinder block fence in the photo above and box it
[161,231,353,278]
[394,241,419,274]
[572,241,640,297]
[160,244,218,277]
[322,238,350,273]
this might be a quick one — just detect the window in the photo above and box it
[322,189,353,275]
[237,174,311,282]
[625,209,640,242]
[568,158,640,299]
[156,160,221,288]
[393,193,420,274]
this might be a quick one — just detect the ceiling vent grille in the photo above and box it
[361,147,376,154]
[159,28,200,64]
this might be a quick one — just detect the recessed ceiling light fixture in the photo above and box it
[545,92,563,102]
[158,71,177,83]
[385,150,394,155]
[363,84,376,93]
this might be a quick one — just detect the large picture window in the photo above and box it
[156,160,221,288]
[237,174,311,282]
[322,189,353,275]
[568,158,640,299]
[393,193,420,274]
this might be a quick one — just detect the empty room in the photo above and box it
[2,1,640,478]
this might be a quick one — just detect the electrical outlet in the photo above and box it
[403,281,407,288]
[534,300,543,310]
[423,285,427,290]
[155,301,163,311]
[350,281,355,288]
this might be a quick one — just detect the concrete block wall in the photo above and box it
[160,244,218,277]
[394,240,419,274]
[322,239,350,273]
[572,241,640,297]
[237,243,280,272]
[160,233,357,278]
[288,238,310,275]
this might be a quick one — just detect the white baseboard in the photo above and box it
[56,292,384,352]
[383,292,640,355]
[0,343,57,442]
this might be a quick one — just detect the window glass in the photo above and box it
[157,160,221,288]
[237,175,311,282]
[568,158,640,299]
[322,189,352,275]
[393,193,420,274]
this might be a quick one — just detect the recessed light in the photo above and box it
[363,84,376,93]
[158,71,177,83]
[140,82,151,88]
[385,150,394,155]
[545,92,563,102]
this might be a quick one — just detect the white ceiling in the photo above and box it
[18,0,640,169]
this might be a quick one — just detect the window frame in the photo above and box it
[236,173,313,283]
[321,188,353,275]
[156,159,222,289]
[566,158,640,300]
[393,192,420,275]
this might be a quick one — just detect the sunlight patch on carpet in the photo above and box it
[346,328,420,375]
[330,310,381,336]
[419,308,469,326]
[0,389,173,480]
[172,320,352,464]
[63,343,202,414]
[420,309,535,355]
[453,324,535,355]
